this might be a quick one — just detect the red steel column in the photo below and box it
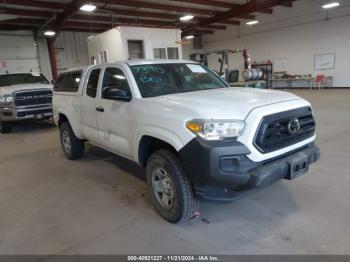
[47,39,58,80]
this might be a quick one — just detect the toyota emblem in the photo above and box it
[288,118,301,135]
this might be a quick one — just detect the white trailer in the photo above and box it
[87,26,182,64]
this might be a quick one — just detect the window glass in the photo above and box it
[86,69,100,98]
[167,47,179,59]
[54,71,82,92]
[102,67,131,98]
[154,48,166,59]
[130,63,228,98]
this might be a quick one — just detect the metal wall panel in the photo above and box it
[55,31,93,74]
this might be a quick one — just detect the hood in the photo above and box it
[145,87,303,120]
[0,83,53,95]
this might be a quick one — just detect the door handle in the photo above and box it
[96,106,104,113]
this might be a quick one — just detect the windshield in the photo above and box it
[130,63,229,98]
[0,73,49,87]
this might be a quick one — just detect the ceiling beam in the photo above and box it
[63,28,104,33]
[93,0,217,16]
[50,0,90,36]
[2,0,66,9]
[184,0,296,32]
[0,18,45,26]
[1,8,53,18]
[170,0,273,15]
[71,14,227,30]
[0,24,37,31]
[99,8,180,20]
[237,14,256,20]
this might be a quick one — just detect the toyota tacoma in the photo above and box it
[53,60,320,223]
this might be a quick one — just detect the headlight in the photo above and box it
[186,119,245,140]
[0,95,14,104]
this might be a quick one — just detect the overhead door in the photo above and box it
[0,35,40,74]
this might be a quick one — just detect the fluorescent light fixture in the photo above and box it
[80,4,97,12]
[246,20,259,26]
[322,2,340,9]
[184,35,195,40]
[44,31,56,36]
[180,15,194,21]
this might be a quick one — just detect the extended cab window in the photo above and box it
[102,67,131,99]
[86,69,101,98]
[54,71,82,92]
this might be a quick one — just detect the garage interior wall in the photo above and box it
[183,1,350,87]
[54,31,93,75]
[0,31,41,75]
[0,31,92,81]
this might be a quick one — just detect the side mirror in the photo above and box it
[102,86,131,102]
[51,80,56,85]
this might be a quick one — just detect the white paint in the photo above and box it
[183,0,350,86]
[87,27,182,64]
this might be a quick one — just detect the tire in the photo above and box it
[146,149,199,223]
[59,121,85,160]
[0,121,12,134]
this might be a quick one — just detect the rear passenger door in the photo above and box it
[80,68,101,141]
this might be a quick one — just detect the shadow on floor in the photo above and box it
[78,143,299,227]
[7,120,56,134]
[83,144,146,182]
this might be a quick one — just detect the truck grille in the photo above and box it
[254,107,316,153]
[14,90,52,107]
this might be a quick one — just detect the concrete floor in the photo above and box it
[0,90,349,255]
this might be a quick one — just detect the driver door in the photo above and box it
[95,66,134,158]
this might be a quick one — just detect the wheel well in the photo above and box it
[138,136,178,167]
[58,113,69,127]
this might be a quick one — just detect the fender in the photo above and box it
[56,108,85,140]
[134,124,194,163]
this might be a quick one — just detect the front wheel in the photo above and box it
[0,121,12,134]
[146,149,199,223]
[59,121,85,160]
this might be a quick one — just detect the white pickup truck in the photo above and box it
[0,73,53,133]
[53,60,319,223]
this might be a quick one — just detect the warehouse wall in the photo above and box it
[184,0,350,87]
[54,31,92,74]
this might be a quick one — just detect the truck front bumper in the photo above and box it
[179,138,320,202]
[0,105,52,122]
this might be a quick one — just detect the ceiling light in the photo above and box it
[44,30,56,36]
[246,20,259,26]
[322,2,340,9]
[184,35,195,40]
[80,4,97,12]
[180,15,194,21]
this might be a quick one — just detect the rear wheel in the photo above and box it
[0,121,12,134]
[59,121,85,160]
[146,149,199,223]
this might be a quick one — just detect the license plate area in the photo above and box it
[286,155,309,180]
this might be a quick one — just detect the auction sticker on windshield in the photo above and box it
[186,64,207,73]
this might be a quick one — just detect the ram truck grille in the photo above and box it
[254,107,316,153]
[14,90,52,107]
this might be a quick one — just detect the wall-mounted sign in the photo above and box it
[314,53,335,70]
